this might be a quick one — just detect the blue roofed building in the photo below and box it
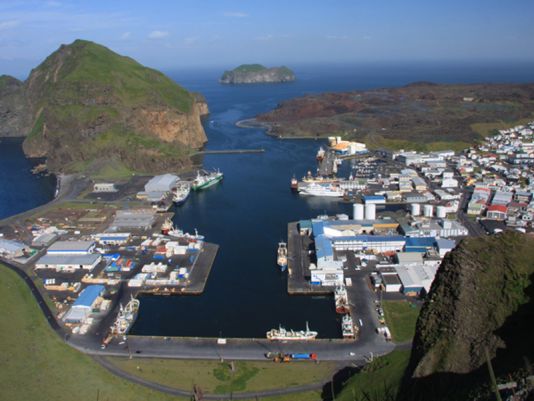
[63,285,105,324]
[404,237,436,253]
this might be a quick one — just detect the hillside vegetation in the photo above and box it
[0,39,208,175]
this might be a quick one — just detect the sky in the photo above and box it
[1,0,534,78]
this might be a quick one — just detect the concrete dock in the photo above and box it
[181,242,219,294]
[287,222,331,295]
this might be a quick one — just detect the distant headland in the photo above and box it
[219,64,296,84]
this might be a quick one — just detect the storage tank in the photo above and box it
[423,204,434,217]
[411,203,421,216]
[365,203,376,220]
[353,203,365,220]
[436,206,447,218]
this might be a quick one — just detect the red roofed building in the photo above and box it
[486,204,508,220]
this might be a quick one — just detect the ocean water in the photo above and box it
[0,138,56,220]
[1,62,533,337]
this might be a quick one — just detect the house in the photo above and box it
[486,204,508,220]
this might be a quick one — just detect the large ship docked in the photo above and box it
[192,169,223,191]
[341,314,358,339]
[299,183,345,197]
[277,242,288,272]
[266,322,318,341]
[172,182,191,205]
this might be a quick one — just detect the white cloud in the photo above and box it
[0,20,20,31]
[120,31,131,40]
[223,11,248,18]
[148,30,169,39]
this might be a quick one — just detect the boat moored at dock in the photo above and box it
[266,321,318,341]
[172,182,191,205]
[277,242,288,271]
[299,183,345,197]
[192,169,223,191]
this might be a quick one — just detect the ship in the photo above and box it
[172,182,191,205]
[277,242,288,272]
[299,183,345,197]
[111,296,140,337]
[342,314,356,339]
[335,286,350,314]
[168,227,205,242]
[316,146,326,162]
[266,322,318,341]
[290,175,298,191]
[161,218,173,235]
[191,169,223,191]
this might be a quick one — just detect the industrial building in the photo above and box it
[93,232,131,245]
[394,264,438,296]
[35,253,102,272]
[93,183,117,193]
[109,209,156,231]
[0,239,27,258]
[63,285,105,324]
[144,174,178,193]
[47,240,95,255]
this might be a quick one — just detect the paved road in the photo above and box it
[457,189,486,237]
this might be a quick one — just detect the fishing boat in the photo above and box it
[172,182,191,205]
[316,146,326,162]
[111,296,140,336]
[335,286,350,314]
[266,322,318,341]
[191,169,223,191]
[290,176,298,191]
[342,314,355,339]
[277,242,288,272]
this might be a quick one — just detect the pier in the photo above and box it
[193,149,265,155]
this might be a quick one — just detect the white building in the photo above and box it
[35,254,102,272]
[47,241,95,255]
[144,174,178,193]
[93,183,117,193]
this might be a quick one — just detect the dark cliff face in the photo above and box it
[220,64,295,84]
[398,232,534,401]
[0,40,208,174]
[0,75,31,137]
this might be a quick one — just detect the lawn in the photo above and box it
[106,357,336,394]
[336,350,411,401]
[0,264,183,401]
[382,300,420,343]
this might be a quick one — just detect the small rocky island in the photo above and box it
[220,64,295,84]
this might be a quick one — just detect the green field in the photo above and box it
[382,300,421,343]
[337,350,411,401]
[107,357,336,395]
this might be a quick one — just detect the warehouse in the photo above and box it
[109,209,156,231]
[395,264,438,296]
[35,253,102,272]
[93,232,131,245]
[144,174,178,193]
[63,285,105,324]
[47,240,95,255]
[404,237,436,253]
[0,239,27,258]
[93,183,117,193]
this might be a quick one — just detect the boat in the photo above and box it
[191,169,223,191]
[277,242,288,272]
[168,227,205,242]
[299,183,345,197]
[172,182,191,205]
[111,296,140,336]
[316,146,325,162]
[161,218,173,235]
[290,176,298,191]
[266,322,318,341]
[335,286,350,314]
[342,314,356,339]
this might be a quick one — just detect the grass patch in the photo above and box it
[368,136,471,152]
[105,357,336,394]
[0,264,183,401]
[337,350,411,401]
[382,300,420,343]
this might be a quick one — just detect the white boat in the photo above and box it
[111,296,140,336]
[277,242,288,272]
[172,182,191,205]
[342,314,356,339]
[299,183,344,197]
[335,286,350,314]
[266,322,318,341]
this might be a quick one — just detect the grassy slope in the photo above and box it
[106,357,335,394]
[0,264,182,401]
[382,300,420,343]
[337,350,411,401]
[0,263,329,401]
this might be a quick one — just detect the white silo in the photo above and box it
[411,203,421,216]
[436,206,447,218]
[365,203,376,220]
[353,203,365,220]
[423,204,434,217]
